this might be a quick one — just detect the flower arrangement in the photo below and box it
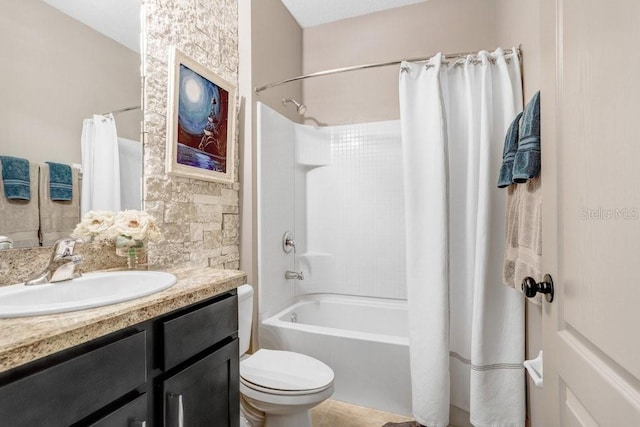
[111,210,161,247]
[72,210,160,245]
[71,210,115,242]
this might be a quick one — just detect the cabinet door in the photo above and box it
[162,339,239,427]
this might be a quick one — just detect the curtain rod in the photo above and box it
[103,105,141,115]
[255,46,521,94]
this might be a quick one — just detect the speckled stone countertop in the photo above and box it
[0,266,246,373]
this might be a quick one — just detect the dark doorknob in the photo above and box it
[521,274,554,303]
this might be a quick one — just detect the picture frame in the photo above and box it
[166,47,236,184]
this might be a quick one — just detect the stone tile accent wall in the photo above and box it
[142,0,240,269]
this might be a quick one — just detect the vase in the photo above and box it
[115,236,148,270]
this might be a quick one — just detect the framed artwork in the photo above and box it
[166,47,236,184]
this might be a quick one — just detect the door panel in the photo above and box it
[559,0,640,378]
[563,385,598,427]
[541,0,640,425]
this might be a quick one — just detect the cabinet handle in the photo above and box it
[129,420,146,427]
[167,393,184,427]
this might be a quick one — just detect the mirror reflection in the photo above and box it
[0,0,142,248]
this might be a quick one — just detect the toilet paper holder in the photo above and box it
[524,350,543,388]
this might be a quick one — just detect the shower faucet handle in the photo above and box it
[282,231,296,253]
[285,271,304,280]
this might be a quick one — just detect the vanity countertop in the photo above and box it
[0,266,246,373]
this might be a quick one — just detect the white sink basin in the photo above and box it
[0,271,177,318]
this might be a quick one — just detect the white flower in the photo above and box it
[72,211,115,241]
[111,210,160,242]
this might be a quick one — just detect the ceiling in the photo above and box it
[280,0,428,28]
[40,0,429,52]
[42,0,140,53]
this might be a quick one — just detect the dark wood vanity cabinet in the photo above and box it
[0,290,239,427]
[159,293,240,427]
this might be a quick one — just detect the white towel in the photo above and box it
[0,162,40,248]
[503,177,543,304]
[39,163,80,246]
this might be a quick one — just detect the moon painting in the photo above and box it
[166,49,236,184]
[176,64,229,172]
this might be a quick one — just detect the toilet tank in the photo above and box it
[237,284,254,356]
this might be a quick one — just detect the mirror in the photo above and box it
[0,0,142,248]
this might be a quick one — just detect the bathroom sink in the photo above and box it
[0,271,177,318]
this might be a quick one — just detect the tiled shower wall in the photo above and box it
[142,0,240,269]
[259,105,406,307]
[300,120,406,299]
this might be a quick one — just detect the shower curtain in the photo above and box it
[399,49,525,427]
[81,114,121,215]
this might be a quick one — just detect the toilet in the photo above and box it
[237,284,334,427]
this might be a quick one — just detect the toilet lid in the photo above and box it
[240,349,334,392]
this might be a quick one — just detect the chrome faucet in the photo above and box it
[284,270,304,280]
[25,238,84,286]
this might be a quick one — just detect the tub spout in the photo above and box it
[284,270,304,280]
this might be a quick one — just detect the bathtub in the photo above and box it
[260,294,411,416]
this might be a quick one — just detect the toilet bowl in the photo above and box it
[237,285,334,427]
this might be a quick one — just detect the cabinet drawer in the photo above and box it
[89,393,148,427]
[161,293,237,370]
[0,331,146,427]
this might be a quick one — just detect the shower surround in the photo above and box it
[258,104,406,316]
[257,103,408,413]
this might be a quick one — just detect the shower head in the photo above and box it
[282,98,307,115]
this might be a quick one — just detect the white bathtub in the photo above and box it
[260,294,411,416]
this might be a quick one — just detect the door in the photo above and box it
[162,340,240,427]
[541,0,640,425]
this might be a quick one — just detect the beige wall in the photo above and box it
[251,0,303,124]
[493,1,543,426]
[142,0,240,269]
[0,0,140,165]
[494,0,541,100]
[302,0,496,125]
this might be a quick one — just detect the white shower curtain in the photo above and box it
[81,114,121,215]
[400,48,525,427]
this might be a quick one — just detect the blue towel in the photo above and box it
[513,91,541,183]
[0,156,31,200]
[497,112,523,188]
[45,162,73,201]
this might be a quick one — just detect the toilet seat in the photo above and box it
[240,377,331,396]
[240,349,334,395]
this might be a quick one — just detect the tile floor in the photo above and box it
[311,399,415,427]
